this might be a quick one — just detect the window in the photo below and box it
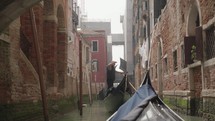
[92,60,98,72]
[173,50,178,71]
[86,47,89,63]
[150,67,153,79]
[163,57,168,74]
[181,44,185,68]
[92,40,98,52]
[206,26,215,60]
[154,0,167,24]
[155,64,157,78]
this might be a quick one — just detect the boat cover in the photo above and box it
[107,72,184,121]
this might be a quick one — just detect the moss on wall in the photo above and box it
[163,96,189,114]
[0,96,77,121]
[203,97,215,121]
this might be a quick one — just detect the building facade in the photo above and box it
[80,30,108,92]
[122,0,135,85]
[0,0,82,120]
[133,0,215,120]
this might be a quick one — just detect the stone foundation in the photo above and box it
[0,96,77,121]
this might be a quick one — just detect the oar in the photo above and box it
[128,81,137,92]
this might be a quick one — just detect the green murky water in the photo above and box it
[52,101,111,121]
[178,113,203,121]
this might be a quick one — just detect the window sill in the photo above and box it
[188,60,201,68]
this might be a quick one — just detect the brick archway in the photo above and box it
[186,1,203,116]
[43,0,58,94]
[186,1,202,36]
[56,4,67,92]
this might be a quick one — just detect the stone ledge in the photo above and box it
[202,89,215,97]
[181,68,188,74]
[188,61,201,68]
[163,90,192,96]
[204,58,215,67]
[0,33,10,43]
[203,16,215,30]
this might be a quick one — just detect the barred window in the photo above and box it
[206,26,215,60]
[163,57,168,74]
[173,50,178,71]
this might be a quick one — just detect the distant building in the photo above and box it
[81,20,112,63]
[122,0,134,85]
[80,30,108,90]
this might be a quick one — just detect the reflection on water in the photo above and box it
[178,113,203,121]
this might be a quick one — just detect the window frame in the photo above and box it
[91,40,99,52]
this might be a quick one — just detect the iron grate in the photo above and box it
[206,26,215,60]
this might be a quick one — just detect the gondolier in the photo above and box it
[106,61,117,89]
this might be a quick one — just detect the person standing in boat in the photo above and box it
[106,61,117,89]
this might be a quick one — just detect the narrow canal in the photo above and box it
[178,113,203,121]
[53,100,203,121]
[53,100,111,121]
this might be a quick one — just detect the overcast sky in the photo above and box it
[83,0,125,71]
[85,0,125,33]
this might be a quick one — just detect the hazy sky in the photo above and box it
[112,45,124,72]
[85,0,125,33]
[84,0,125,71]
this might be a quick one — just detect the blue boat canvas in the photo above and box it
[107,71,184,121]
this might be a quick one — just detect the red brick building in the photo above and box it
[80,30,108,90]
[0,0,81,120]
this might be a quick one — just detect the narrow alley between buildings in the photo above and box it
[0,0,215,121]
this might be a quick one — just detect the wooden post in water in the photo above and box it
[79,37,83,116]
[29,8,49,121]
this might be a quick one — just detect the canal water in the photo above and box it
[178,113,203,121]
[52,100,111,121]
[53,100,203,121]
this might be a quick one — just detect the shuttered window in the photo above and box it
[195,26,203,60]
[184,36,196,66]
[181,44,185,68]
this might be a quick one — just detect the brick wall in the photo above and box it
[149,0,215,119]
[84,33,107,84]
[0,39,11,103]
[0,0,80,120]
[20,5,44,73]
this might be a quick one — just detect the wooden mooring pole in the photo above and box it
[79,37,83,116]
[29,8,49,121]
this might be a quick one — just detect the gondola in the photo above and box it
[97,59,133,113]
[107,71,184,121]
[103,74,132,113]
